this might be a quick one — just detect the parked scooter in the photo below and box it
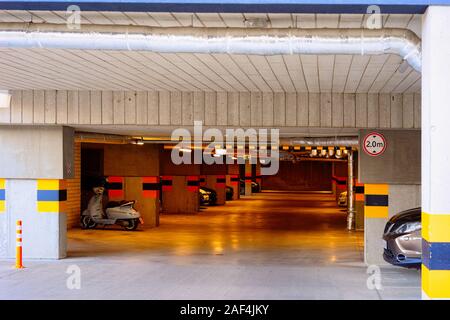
[81,186,143,231]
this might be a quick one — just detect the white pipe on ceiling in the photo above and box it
[0,23,422,72]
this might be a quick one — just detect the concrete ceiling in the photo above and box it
[0,11,422,93]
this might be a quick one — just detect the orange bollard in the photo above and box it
[15,220,24,269]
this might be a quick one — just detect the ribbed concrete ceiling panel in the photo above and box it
[0,11,422,93]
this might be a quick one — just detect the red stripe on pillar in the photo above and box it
[216,175,226,188]
[108,189,123,199]
[186,176,200,192]
[230,174,239,186]
[108,176,123,199]
[161,176,173,192]
[142,176,160,199]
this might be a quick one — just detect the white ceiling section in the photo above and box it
[0,11,422,93]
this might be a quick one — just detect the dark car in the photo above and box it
[239,179,261,195]
[225,185,234,201]
[199,186,217,206]
[383,207,421,267]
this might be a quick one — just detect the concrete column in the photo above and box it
[364,184,421,265]
[422,6,450,299]
[204,175,226,205]
[255,163,262,192]
[355,181,365,231]
[103,144,161,227]
[244,162,253,196]
[0,126,74,259]
[226,164,240,200]
[160,150,200,214]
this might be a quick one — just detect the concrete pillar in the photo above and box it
[204,175,226,205]
[244,162,253,196]
[226,164,240,200]
[355,181,365,230]
[161,176,199,214]
[0,126,74,259]
[364,184,421,265]
[159,150,200,214]
[201,164,228,205]
[255,163,262,192]
[103,144,161,227]
[422,6,450,299]
[226,174,240,200]
[331,162,337,197]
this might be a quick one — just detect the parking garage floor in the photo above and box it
[0,191,420,299]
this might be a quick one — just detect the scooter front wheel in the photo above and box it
[80,215,97,229]
[123,218,139,231]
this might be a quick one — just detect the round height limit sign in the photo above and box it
[363,132,387,156]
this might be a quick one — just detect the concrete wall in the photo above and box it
[359,129,421,184]
[0,125,74,179]
[0,91,421,129]
[104,144,160,177]
[262,161,332,191]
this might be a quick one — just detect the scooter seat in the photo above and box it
[105,200,135,209]
[119,201,135,207]
[105,201,121,209]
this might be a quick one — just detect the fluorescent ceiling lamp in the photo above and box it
[0,90,11,109]
[215,148,227,156]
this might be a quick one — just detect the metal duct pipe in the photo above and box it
[280,136,359,148]
[347,150,355,231]
[0,23,422,72]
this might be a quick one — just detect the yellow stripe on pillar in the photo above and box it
[422,264,450,299]
[37,179,67,213]
[364,206,389,218]
[422,212,450,243]
[0,178,5,213]
[37,201,67,213]
[364,184,389,195]
[37,179,67,190]
[364,184,389,218]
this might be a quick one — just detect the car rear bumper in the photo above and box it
[383,236,421,267]
[383,249,421,267]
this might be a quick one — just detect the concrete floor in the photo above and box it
[0,191,420,299]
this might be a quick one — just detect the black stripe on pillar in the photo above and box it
[187,180,200,187]
[59,189,68,201]
[365,195,389,207]
[332,177,347,185]
[217,178,226,183]
[356,186,365,194]
[143,183,160,191]
[161,180,173,186]
[108,182,123,190]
